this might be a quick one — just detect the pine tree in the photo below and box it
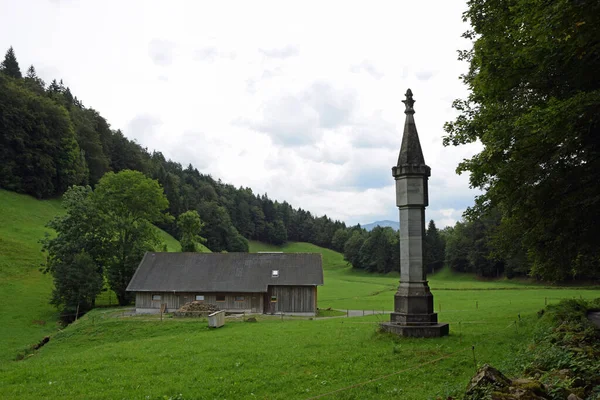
[1,47,22,78]
[24,65,45,92]
[424,220,445,273]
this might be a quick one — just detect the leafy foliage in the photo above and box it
[444,0,600,281]
[0,74,85,198]
[50,252,103,320]
[177,210,207,252]
[42,186,105,316]
[92,170,171,304]
[524,299,600,399]
[42,171,171,309]
[443,211,509,278]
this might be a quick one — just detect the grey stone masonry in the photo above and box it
[380,89,449,338]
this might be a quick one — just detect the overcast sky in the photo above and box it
[1,0,482,227]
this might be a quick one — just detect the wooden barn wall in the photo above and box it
[135,292,263,312]
[266,285,316,314]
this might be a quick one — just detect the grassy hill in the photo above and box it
[0,190,64,363]
[0,189,189,361]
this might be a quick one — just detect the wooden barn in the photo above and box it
[126,252,324,316]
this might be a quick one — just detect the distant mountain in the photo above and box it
[362,220,399,231]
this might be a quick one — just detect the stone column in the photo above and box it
[380,89,449,338]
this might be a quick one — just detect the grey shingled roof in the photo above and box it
[126,252,323,293]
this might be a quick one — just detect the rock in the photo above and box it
[466,364,512,398]
[465,365,550,400]
[567,394,583,400]
[510,378,548,399]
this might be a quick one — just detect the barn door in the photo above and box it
[179,294,190,309]
[251,296,259,313]
[266,287,278,314]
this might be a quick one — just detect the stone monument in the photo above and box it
[380,89,449,338]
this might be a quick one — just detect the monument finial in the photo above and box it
[397,88,425,166]
[402,88,415,114]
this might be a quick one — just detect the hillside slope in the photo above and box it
[0,189,189,361]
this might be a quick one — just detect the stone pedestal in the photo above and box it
[380,281,449,337]
[380,89,449,338]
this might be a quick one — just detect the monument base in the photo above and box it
[380,322,449,338]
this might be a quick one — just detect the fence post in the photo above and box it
[472,345,477,370]
[362,310,365,317]
[75,303,80,321]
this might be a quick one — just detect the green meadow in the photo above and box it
[0,191,598,399]
[0,190,185,358]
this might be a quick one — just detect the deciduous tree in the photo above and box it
[444,0,600,280]
[93,170,171,304]
[177,210,207,252]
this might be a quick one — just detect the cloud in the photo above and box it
[194,46,236,62]
[344,114,398,149]
[241,95,320,146]
[350,60,384,79]
[194,46,218,62]
[148,39,175,66]
[127,114,162,142]
[260,45,299,59]
[240,81,356,146]
[427,208,464,228]
[304,82,356,129]
[415,69,436,81]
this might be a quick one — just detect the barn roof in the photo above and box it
[126,252,324,293]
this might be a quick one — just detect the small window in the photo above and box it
[270,296,277,303]
[195,295,204,301]
[152,294,161,301]
[235,296,245,302]
[272,270,279,278]
[216,295,226,302]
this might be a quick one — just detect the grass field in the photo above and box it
[1,191,599,399]
[0,189,64,363]
[0,189,184,360]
